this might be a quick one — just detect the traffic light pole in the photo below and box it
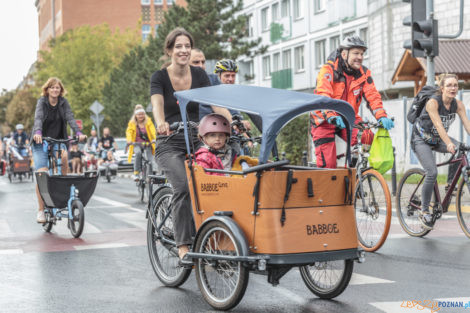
[426,0,435,86]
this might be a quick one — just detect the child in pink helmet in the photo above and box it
[195,113,237,175]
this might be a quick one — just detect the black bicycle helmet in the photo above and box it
[339,35,367,51]
[214,59,239,74]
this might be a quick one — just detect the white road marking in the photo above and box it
[74,243,128,250]
[91,195,143,212]
[0,219,13,236]
[350,273,395,285]
[111,212,147,230]
[0,249,23,255]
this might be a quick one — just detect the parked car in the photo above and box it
[114,137,133,170]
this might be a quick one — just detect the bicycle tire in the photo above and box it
[42,210,53,232]
[147,187,191,287]
[396,168,432,237]
[354,169,392,252]
[195,220,249,310]
[300,259,354,299]
[69,200,85,238]
[456,178,470,238]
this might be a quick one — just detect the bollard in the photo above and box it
[392,146,397,196]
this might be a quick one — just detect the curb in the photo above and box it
[118,172,133,179]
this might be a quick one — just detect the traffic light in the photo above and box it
[413,18,438,57]
[402,0,438,58]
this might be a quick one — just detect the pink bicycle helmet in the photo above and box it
[198,113,231,137]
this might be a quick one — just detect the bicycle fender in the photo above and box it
[146,184,172,218]
[194,216,250,256]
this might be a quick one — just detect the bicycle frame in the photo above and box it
[408,149,470,213]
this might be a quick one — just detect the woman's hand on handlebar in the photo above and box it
[33,134,42,144]
[78,134,87,143]
[157,121,170,135]
[447,142,456,154]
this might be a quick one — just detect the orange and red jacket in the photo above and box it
[311,54,387,127]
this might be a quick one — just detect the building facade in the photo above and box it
[35,0,185,51]
[239,0,470,95]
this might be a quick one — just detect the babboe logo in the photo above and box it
[306,223,339,235]
[200,182,229,192]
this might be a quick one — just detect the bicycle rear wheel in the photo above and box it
[354,169,392,252]
[396,168,432,237]
[300,259,354,299]
[456,178,470,238]
[69,200,85,238]
[147,187,191,287]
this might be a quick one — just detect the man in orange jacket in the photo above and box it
[310,35,394,168]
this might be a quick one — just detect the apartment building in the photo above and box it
[239,0,470,95]
[35,0,185,51]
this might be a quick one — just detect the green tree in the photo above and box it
[5,87,37,132]
[0,89,15,133]
[277,114,310,164]
[35,24,139,133]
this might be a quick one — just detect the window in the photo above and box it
[282,49,291,69]
[343,30,356,39]
[142,24,151,41]
[272,3,279,22]
[167,0,174,5]
[359,27,368,56]
[154,0,162,4]
[314,0,324,13]
[330,35,340,52]
[261,7,269,31]
[246,14,254,37]
[262,56,271,79]
[281,0,290,18]
[141,0,150,4]
[273,52,280,72]
[315,40,326,68]
[293,0,302,19]
[294,46,304,72]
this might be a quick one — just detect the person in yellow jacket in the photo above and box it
[126,104,157,181]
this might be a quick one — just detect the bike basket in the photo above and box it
[12,158,30,173]
[35,172,98,208]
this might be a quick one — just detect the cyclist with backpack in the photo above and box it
[310,35,394,168]
[411,73,470,229]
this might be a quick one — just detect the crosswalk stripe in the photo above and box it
[111,212,147,230]
[0,249,23,255]
[74,243,128,250]
[91,195,143,212]
[350,273,394,285]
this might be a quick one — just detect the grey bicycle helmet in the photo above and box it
[16,124,24,130]
[339,35,367,51]
[214,59,239,74]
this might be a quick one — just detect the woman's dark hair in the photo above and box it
[437,73,458,95]
[164,27,194,56]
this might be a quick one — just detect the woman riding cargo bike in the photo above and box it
[32,77,97,237]
[146,83,365,311]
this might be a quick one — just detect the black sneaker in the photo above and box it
[419,210,434,230]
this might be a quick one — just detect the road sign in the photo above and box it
[91,114,104,127]
[90,100,104,115]
[76,119,83,130]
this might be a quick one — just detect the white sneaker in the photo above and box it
[37,211,46,223]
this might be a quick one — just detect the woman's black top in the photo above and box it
[43,102,66,139]
[414,94,458,144]
[150,66,210,124]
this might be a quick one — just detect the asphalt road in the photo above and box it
[1,175,469,313]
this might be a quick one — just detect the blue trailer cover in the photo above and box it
[174,84,355,164]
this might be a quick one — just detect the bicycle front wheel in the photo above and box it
[147,187,191,287]
[354,169,392,252]
[69,200,85,238]
[396,168,432,237]
[456,178,470,238]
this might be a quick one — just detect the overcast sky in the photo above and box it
[0,1,39,91]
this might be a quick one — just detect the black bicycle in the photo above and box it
[128,141,155,203]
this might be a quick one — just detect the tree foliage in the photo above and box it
[5,87,37,131]
[277,114,310,164]
[0,89,15,134]
[35,24,139,133]
[102,0,265,136]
